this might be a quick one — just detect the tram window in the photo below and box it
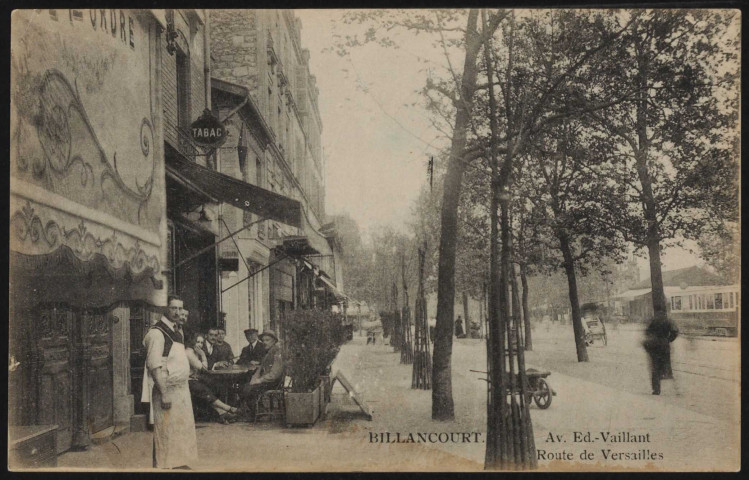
[714,293,723,310]
[687,295,693,310]
[729,292,734,308]
[672,296,682,311]
[706,295,715,309]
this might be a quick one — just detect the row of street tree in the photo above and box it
[332,9,739,469]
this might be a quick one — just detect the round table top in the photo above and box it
[206,365,256,375]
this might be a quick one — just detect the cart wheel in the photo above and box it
[534,378,552,409]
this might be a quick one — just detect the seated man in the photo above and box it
[237,328,266,366]
[241,330,284,418]
[207,328,235,370]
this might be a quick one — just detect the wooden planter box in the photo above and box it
[285,386,321,426]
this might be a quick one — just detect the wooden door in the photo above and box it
[130,302,162,415]
[36,304,74,454]
[82,309,113,434]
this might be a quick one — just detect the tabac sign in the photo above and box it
[190,109,227,148]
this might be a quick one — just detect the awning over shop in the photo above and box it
[317,274,348,302]
[166,154,303,228]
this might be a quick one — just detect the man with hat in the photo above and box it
[240,330,284,418]
[237,328,266,366]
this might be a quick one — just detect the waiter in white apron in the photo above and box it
[142,295,198,469]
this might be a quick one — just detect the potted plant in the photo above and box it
[283,310,346,426]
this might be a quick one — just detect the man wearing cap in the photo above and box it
[141,295,198,469]
[240,330,284,417]
[237,328,266,366]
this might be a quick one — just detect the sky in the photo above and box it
[297,10,450,239]
[296,10,707,275]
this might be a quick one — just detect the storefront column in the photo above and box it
[111,304,133,426]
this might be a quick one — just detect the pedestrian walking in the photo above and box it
[455,315,465,338]
[642,314,679,395]
[141,295,198,469]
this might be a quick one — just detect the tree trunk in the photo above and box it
[432,9,482,421]
[462,291,470,335]
[520,264,532,351]
[558,231,589,362]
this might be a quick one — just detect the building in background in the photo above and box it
[210,9,346,354]
[613,266,740,335]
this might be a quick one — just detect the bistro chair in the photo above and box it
[254,374,291,424]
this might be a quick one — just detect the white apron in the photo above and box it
[142,339,198,468]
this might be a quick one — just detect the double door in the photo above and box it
[10,303,114,454]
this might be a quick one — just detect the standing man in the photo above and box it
[141,295,198,469]
[237,328,266,366]
[642,314,679,395]
[455,315,465,338]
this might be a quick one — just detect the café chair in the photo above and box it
[254,375,291,424]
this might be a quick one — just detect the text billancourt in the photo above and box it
[369,432,483,444]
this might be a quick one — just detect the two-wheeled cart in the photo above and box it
[472,368,555,409]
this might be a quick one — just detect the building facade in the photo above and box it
[9,10,346,451]
[210,9,345,354]
[9,9,173,451]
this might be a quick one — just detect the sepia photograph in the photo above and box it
[7,7,741,472]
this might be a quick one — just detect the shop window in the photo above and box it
[714,293,723,310]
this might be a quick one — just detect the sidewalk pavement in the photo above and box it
[54,335,739,472]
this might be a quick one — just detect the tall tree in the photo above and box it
[524,119,628,362]
[335,8,507,422]
[584,10,740,321]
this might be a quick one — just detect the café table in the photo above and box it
[205,364,257,406]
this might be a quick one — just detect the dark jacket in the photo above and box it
[207,342,234,369]
[237,341,267,366]
[643,317,678,352]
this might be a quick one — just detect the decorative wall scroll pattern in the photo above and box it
[11,200,160,276]
[13,68,157,228]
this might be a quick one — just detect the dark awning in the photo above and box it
[166,154,303,229]
[317,274,347,302]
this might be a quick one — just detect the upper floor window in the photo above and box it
[176,46,190,130]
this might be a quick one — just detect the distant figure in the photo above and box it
[428,317,436,342]
[455,315,465,338]
[642,314,679,395]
